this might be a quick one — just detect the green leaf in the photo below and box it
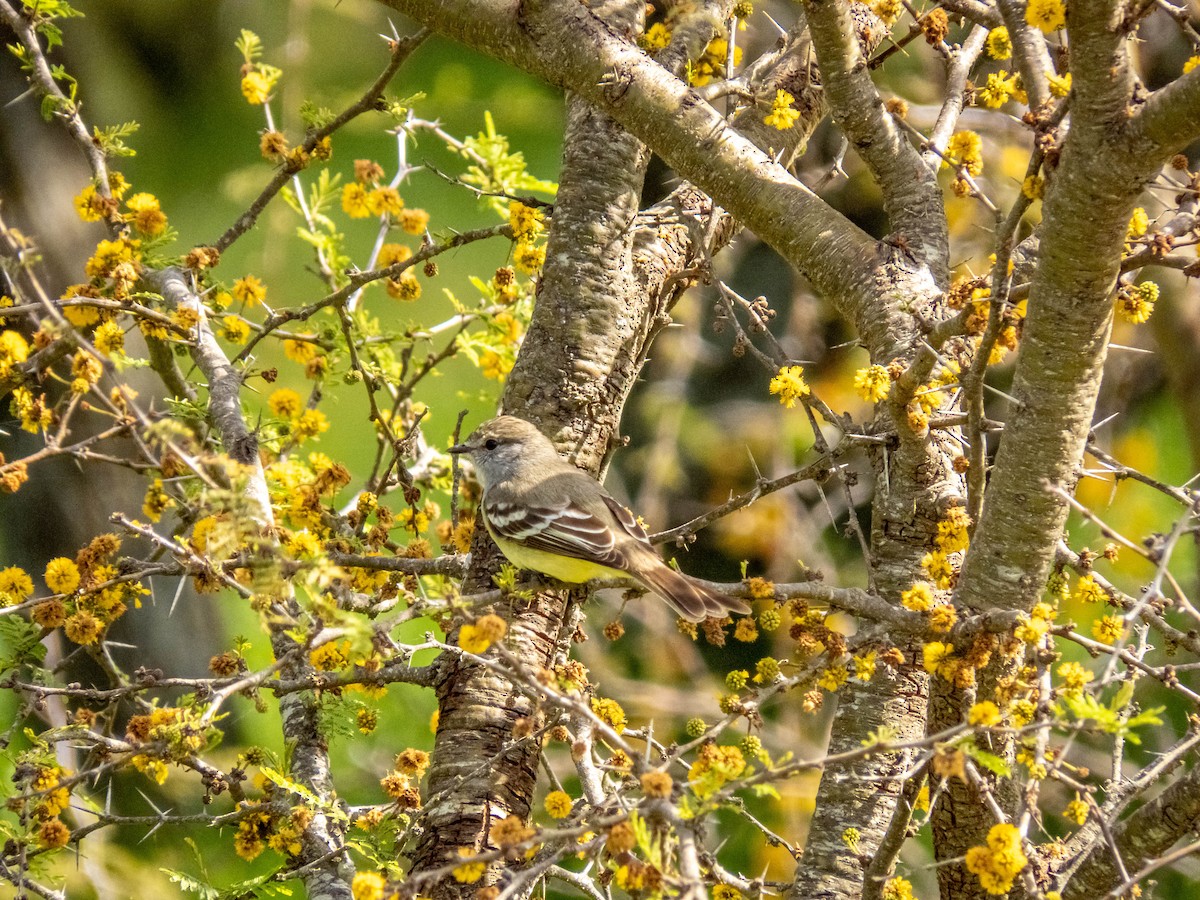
[93,121,140,158]
[0,615,48,674]
[258,765,322,806]
[298,100,334,130]
[235,29,263,64]
[162,870,220,900]
[959,739,1012,778]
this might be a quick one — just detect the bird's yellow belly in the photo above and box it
[486,528,626,584]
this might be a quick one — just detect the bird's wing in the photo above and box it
[599,494,652,545]
[484,491,625,568]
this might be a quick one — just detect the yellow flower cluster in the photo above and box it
[1048,72,1071,98]
[976,71,1016,109]
[1072,574,1107,605]
[1025,0,1065,33]
[457,612,508,654]
[544,789,572,818]
[690,36,741,87]
[1115,281,1158,324]
[763,90,800,130]
[310,639,351,671]
[508,201,546,276]
[881,876,916,900]
[639,22,671,51]
[125,193,168,237]
[945,131,984,176]
[1091,614,1125,644]
[853,364,891,402]
[232,275,267,306]
[0,329,29,381]
[1063,795,1089,826]
[452,847,486,883]
[591,696,627,733]
[968,700,1002,726]
[870,0,902,25]
[769,364,810,408]
[688,743,746,799]
[985,27,1012,60]
[351,872,387,900]
[1057,660,1093,696]
[965,822,1028,894]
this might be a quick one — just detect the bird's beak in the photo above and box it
[447,442,471,455]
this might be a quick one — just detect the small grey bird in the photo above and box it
[449,415,751,622]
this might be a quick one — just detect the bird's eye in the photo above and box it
[484,439,498,450]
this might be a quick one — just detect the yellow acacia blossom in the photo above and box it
[1091,614,1125,645]
[45,557,81,594]
[965,822,1027,894]
[458,613,508,654]
[764,90,800,130]
[640,22,671,51]
[922,641,956,679]
[85,238,140,279]
[0,567,34,605]
[342,183,371,218]
[869,0,902,25]
[269,388,303,419]
[221,316,251,344]
[1057,660,1093,696]
[292,409,329,442]
[125,193,167,236]
[1025,0,1065,33]
[921,549,954,589]
[284,338,318,364]
[544,790,572,818]
[398,208,430,235]
[902,582,935,611]
[968,700,1002,726]
[310,640,351,671]
[73,183,108,222]
[141,478,173,523]
[853,650,877,681]
[945,131,983,176]
[769,364,810,408]
[853,364,891,402]
[882,877,916,900]
[0,330,29,380]
[985,27,1011,59]
[367,186,403,217]
[1126,206,1149,241]
[452,848,485,883]
[1048,72,1071,97]
[591,696,627,733]
[241,70,274,105]
[1063,795,1089,826]
[351,871,387,900]
[1115,281,1158,324]
[688,743,746,799]
[232,275,267,306]
[1072,573,1108,605]
[508,201,544,243]
[977,71,1017,108]
[818,663,849,692]
[386,272,422,301]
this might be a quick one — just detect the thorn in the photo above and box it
[169,576,186,616]
[761,11,787,36]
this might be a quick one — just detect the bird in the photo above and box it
[448,415,751,622]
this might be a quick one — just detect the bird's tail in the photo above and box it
[626,552,752,623]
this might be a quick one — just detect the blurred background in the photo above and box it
[1,0,1198,895]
